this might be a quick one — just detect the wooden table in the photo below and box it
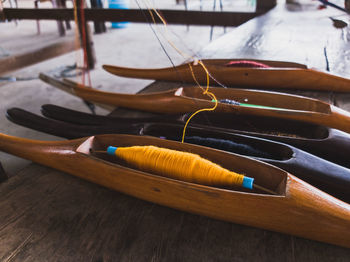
[1,2,350,261]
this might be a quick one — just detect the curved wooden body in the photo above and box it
[6,107,350,202]
[39,73,350,134]
[102,59,350,92]
[0,133,349,248]
[41,104,180,125]
[39,104,350,168]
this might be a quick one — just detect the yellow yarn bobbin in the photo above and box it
[106,145,254,189]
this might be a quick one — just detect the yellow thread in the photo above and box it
[181,92,217,142]
[198,60,210,91]
[146,7,190,59]
[142,3,217,141]
[182,59,217,142]
[114,145,245,187]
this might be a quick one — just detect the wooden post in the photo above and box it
[84,24,96,69]
[59,0,71,30]
[76,0,96,69]
[0,1,5,21]
[52,0,66,36]
[90,0,106,34]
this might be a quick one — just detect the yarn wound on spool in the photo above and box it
[106,145,254,189]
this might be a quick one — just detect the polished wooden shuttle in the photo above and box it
[0,133,349,248]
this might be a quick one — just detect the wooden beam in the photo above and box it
[2,8,264,27]
[0,38,78,76]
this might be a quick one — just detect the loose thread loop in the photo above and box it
[182,60,217,142]
[140,1,218,142]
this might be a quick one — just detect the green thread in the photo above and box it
[211,99,281,110]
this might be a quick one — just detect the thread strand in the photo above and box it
[139,1,219,140]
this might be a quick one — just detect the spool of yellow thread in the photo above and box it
[106,145,254,189]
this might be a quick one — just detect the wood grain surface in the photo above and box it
[2,1,350,261]
[0,165,350,262]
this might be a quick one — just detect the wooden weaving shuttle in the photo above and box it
[39,104,350,169]
[41,104,178,126]
[6,107,350,203]
[39,73,350,134]
[102,59,350,92]
[0,132,350,248]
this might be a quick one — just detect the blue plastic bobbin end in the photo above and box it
[107,146,118,155]
[242,176,254,189]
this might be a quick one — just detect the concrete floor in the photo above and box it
[0,5,240,175]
